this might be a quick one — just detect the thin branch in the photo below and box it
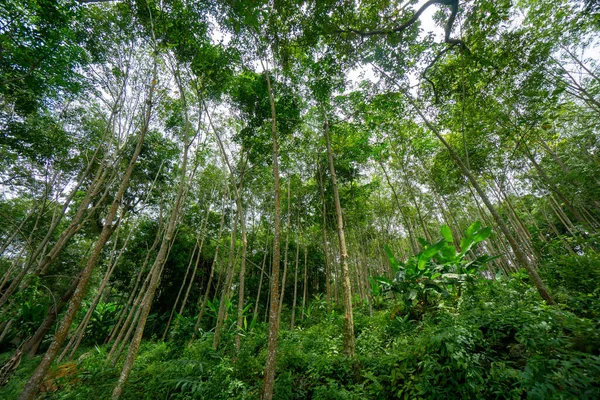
[334,0,467,51]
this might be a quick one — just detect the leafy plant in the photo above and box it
[85,302,119,344]
[374,222,497,314]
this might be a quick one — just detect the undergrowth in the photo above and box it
[1,272,599,399]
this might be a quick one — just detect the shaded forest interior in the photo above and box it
[1,0,599,399]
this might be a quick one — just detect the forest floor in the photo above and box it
[2,272,599,399]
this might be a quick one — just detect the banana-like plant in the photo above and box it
[374,222,498,310]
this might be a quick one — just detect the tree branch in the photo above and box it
[334,0,467,50]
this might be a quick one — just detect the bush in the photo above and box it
[541,253,600,294]
[2,269,599,399]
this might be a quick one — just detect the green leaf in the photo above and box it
[418,255,428,271]
[466,254,501,269]
[424,281,447,296]
[374,276,393,287]
[459,236,474,256]
[369,276,382,296]
[472,226,492,243]
[438,244,457,262]
[466,221,481,237]
[423,239,446,259]
[441,225,453,243]
[418,240,445,270]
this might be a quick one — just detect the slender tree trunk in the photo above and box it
[466,184,518,273]
[0,199,39,258]
[253,235,270,325]
[323,109,355,357]
[379,161,419,253]
[317,161,332,311]
[112,229,184,364]
[59,220,133,362]
[405,180,432,242]
[107,217,164,345]
[524,146,590,231]
[22,272,81,359]
[301,240,308,320]
[107,250,158,364]
[177,201,212,317]
[212,209,238,350]
[277,179,292,321]
[234,207,248,352]
[203,100,248,352]
[261,65,283,400]
[538,140,570,175]
[290,219,301,330]
[162,239,199,340]
[194,194,226,336]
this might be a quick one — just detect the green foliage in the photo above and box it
[375,222,497,316]
[541,253,600,294]
[539,253,600,319]
[3,272,600,399]
[0,0,88,114]
[0,282,50,345]
[85,302,119,345]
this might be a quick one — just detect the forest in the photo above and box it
[0,0,599,398]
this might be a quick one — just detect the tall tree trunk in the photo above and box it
[203,100,248,352]
[162,238,199,340]
[212,209,238,350]
[234,207,248,352]
[317,161,332,311]
[277,179,292,321]
[402,169,432,243]
[106,216,164,345]
[59,219,133,362]
[177,200,212,317]
[323,109,355,357]
[194,194,227,336]
[261,65,283,400]
[379,161,419,253]
[252,235,270,325]
[301,240,308,320]
[107,232,180,365]
[524,146,591,231]
[290,218,301,330]
[23,271,81,359]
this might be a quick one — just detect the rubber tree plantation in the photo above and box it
[1,0,599,399]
